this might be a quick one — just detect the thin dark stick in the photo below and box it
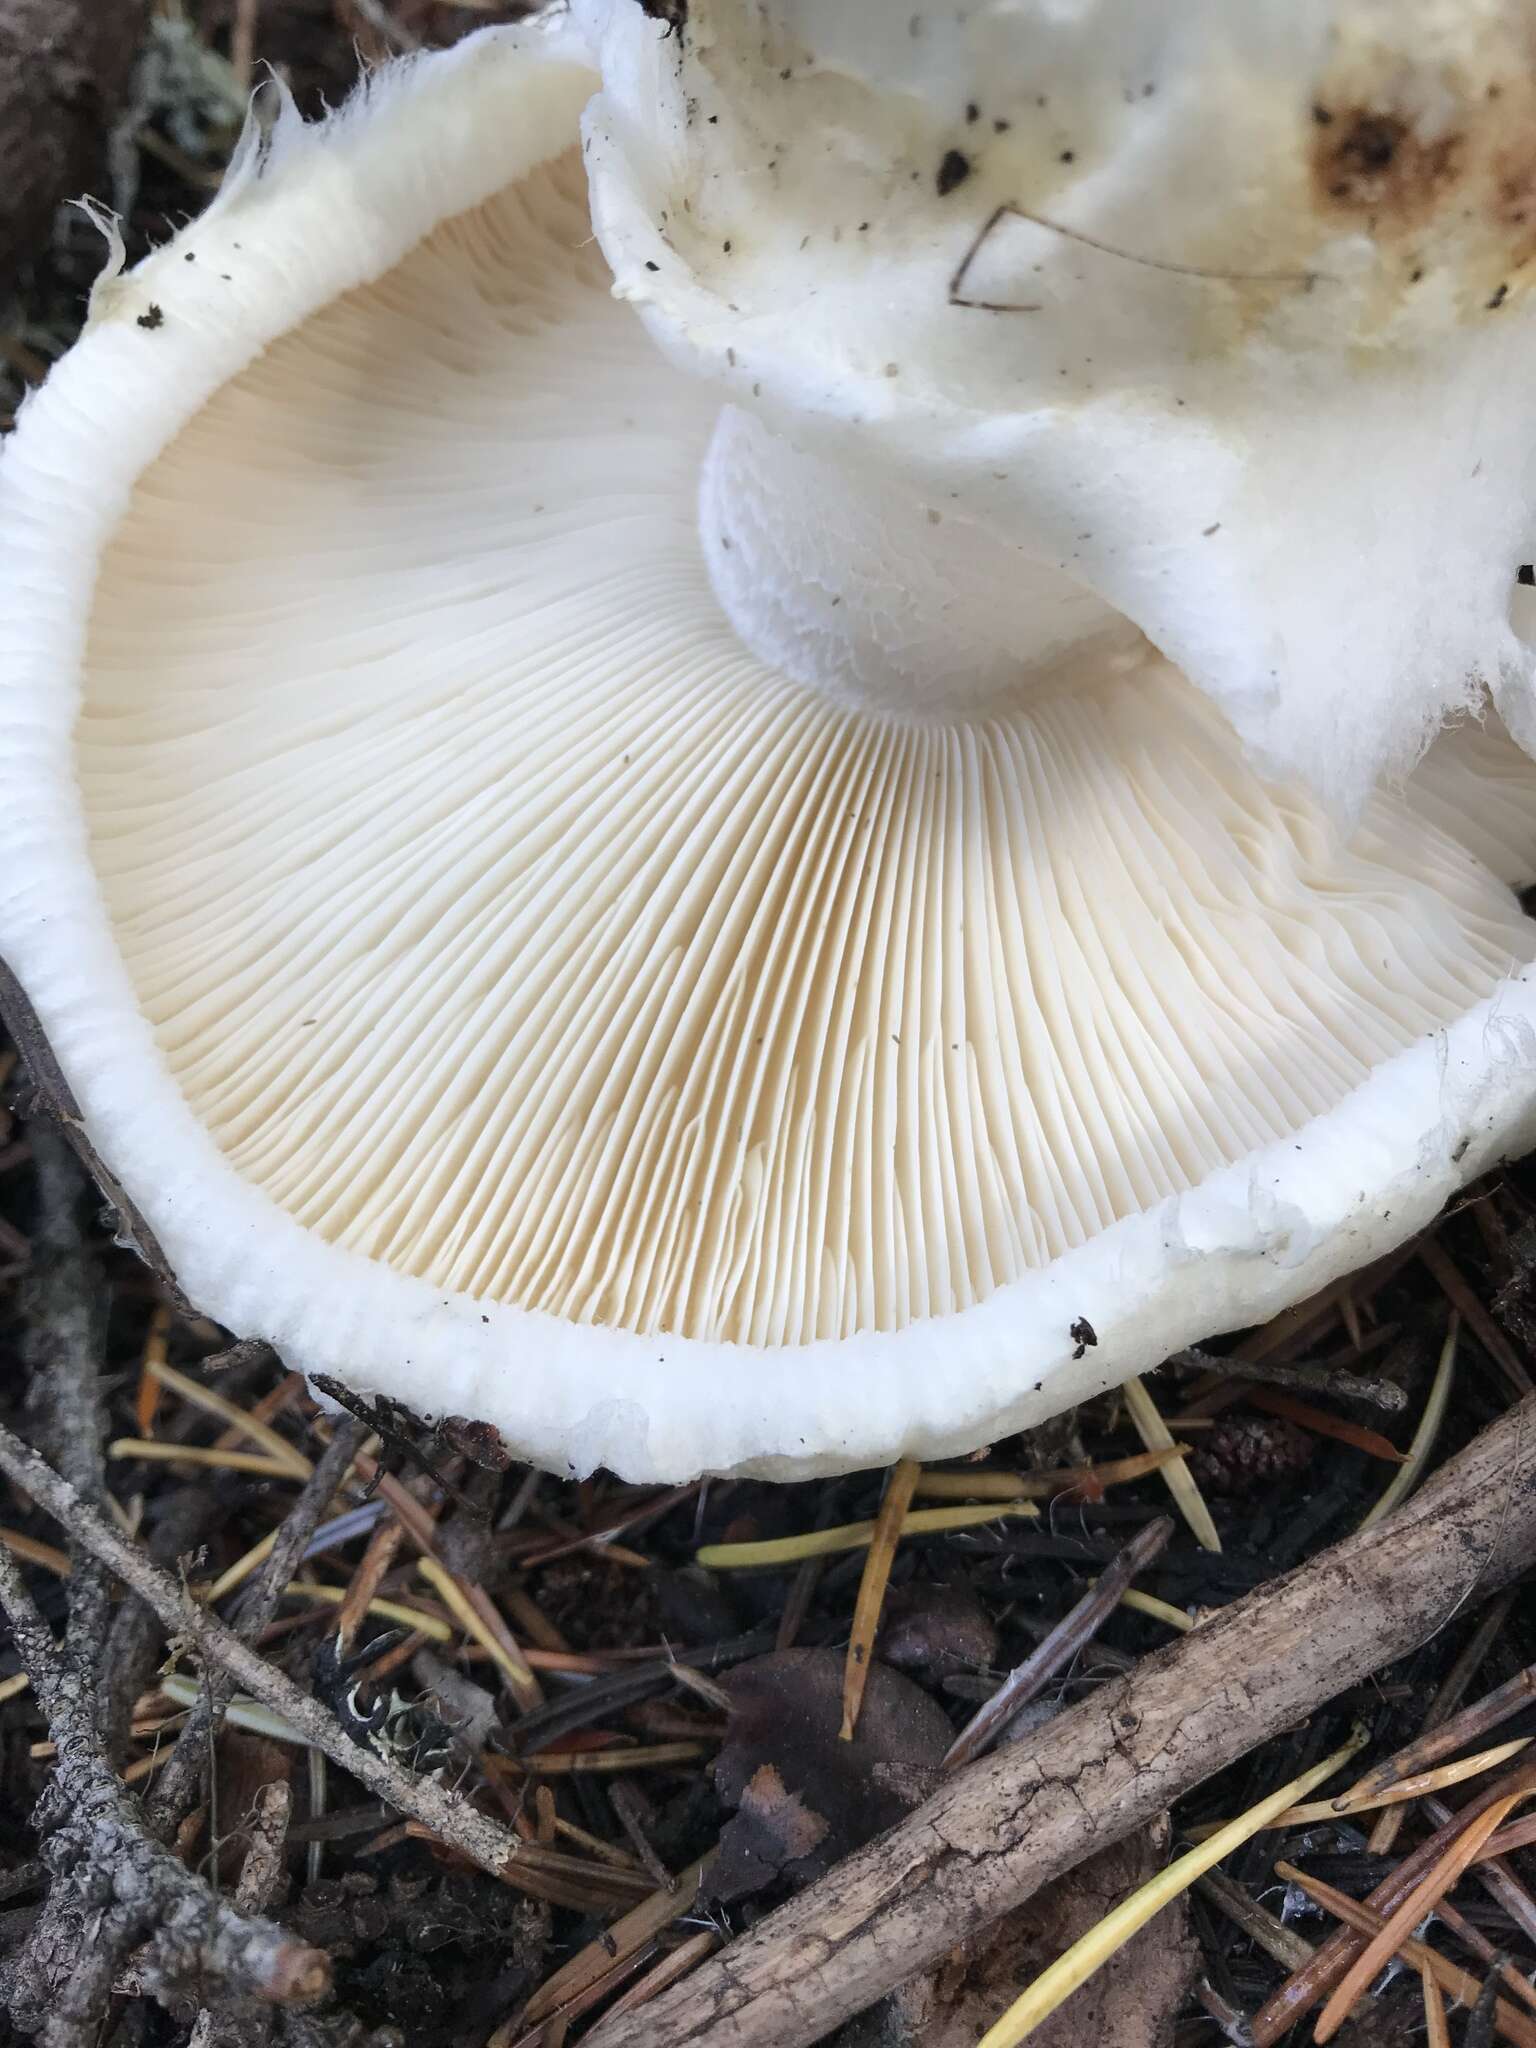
[1173,1346,1408,1413]
[943,1515,1174,1770]
[1350,1662,1536,1801]
[1467,1950,1511,2048]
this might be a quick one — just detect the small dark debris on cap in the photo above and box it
[936,149,972,197]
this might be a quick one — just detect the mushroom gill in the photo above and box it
[78,147,1536,1347]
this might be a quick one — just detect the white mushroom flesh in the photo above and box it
[577,0,1536,815]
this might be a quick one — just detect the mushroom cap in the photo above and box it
[2,23,1535,1480]
[578,0,1536,815]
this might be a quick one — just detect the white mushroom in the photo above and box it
[1,7,1534,1483]
[580,0,1536,810]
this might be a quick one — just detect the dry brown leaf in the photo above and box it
[707,1649,950,1907]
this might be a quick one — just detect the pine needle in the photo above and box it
[519,1858,709,2026]
[107,1440,297,1478]
[696,1499,1038,1569]
[1314,1787,1531,2041]
[842,1458,920,1740]
[1238,1734,1534,1828]
[1245,1388,1406,1464]
[1422,1962,1452,2048]
[912,1446,1190,1501]
[494,1741,712,1775]
[1121,1375,1221,1552]
[144,1353,313,1477]
[1276,1862,1536,2048]
[280,1579,454,1643]
[1358,1315,1457,1531]
[133,1302,171,1439]
[1114,1587,1197,1632]
[1,1527,71,1577]
[417,1557,542,1711]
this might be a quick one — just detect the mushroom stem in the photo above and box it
[699,405,1127,714]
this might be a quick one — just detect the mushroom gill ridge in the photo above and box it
[78,153,1536,1348]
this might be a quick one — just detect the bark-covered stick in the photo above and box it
[0,1414,562,1889]
[0,1543,329,2028]
[591,1395,1536,2048]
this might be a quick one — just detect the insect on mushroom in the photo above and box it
[2,1,1536,1483]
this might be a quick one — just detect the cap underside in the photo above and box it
[78,147,1536,1350]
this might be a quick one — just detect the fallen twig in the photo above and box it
[588,1394,1536,2048]
[18,1129,111,1689]
[943,1516,1173,1770]
[0,1543,329,2041]
[0,1416,559,1893]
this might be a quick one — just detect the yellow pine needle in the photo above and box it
[417,1557,542,1709]
[1187,1734,1536,1835]
[108,1439,297,1478]
[1324,1734,1530,1819]
[1357,1316,1457,1533]
[1121,1376,1221,1553]
[156,1670,306,1745]
[204,1446,373,1606]
[696,1499,1039,1570]
[0,1671,30,1704]
[1114,1587,1197,1633]
[280,1579,454,1642]
[842,1458,921,1741]
[204,1527,279,1605]
[975,1724,1368,2048]
[145,1355,313,1478]
[912,1446,1190,1502]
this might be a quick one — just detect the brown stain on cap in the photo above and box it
[1310,102,1463,230]
[1303,25,1536,321]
